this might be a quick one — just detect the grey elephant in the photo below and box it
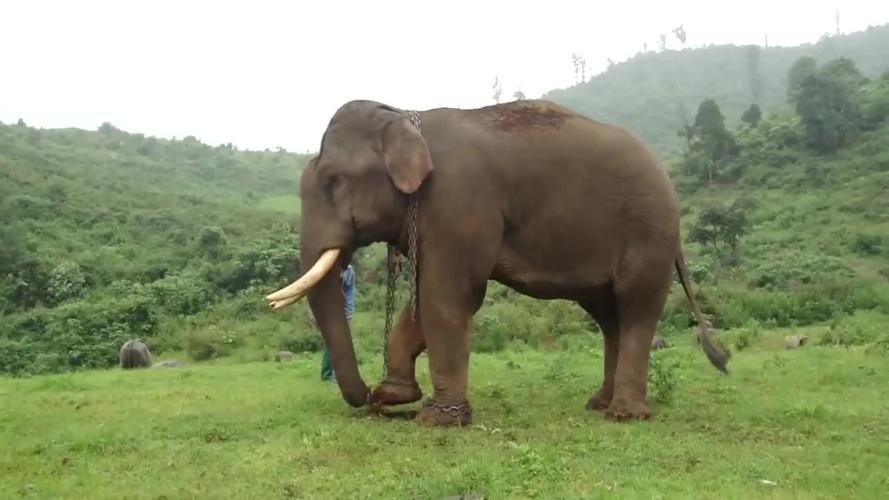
[266,99,729,426]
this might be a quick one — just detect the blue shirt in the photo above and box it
[341,265,355,320]
[306,264,356,324]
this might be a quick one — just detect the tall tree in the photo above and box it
[571,53,587,84]
[787,56,818,104]
[791,57,864,153]
[672,24,687,49]
[745,45,764,105]
[741,103,762,127]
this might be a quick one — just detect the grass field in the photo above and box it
[2,328,888,499]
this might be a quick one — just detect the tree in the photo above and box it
[796,74,860,153]
[658,34,667,51]
[513,90,526,101]
[689,199,752,256]
[741,103,762,127]
[792,57,864,153]
[787,56,818,105]
[672,24,687,49]
[492,76,502,104]
[745,45,764,104]
[571,53,586,84]
[47,261,89,305]
[688,99,738,184]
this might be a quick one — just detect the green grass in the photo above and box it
[2,329,888,499]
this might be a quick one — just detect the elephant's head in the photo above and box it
[266,101,434,407]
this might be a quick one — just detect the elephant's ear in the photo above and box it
[382,118,434,194]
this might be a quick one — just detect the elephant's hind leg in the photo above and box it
[369,304,424,407]
[578,294,620,411]
[605,257,673,421]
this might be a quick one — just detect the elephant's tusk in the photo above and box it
[265,248,341,306]
[269,295,301,310]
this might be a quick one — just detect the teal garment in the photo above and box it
[317,265,356,381]
[321,347,333,381]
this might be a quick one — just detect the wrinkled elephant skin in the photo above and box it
[290,99,730,426]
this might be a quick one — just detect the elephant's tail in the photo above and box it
[675,247,730,373]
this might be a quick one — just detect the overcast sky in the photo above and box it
[2,1,888,153]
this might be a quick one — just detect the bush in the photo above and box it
[46,261,89,305]
[0,337,38,376]
[733,320,763,351]
[748,250,854,290]
[185,325,242,361]
[818,312,889,350]
[148,271,214,316]
[0,295,158,374]
[851,234,884,256]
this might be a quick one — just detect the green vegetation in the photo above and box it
[545,24,889,156]
[3,47,889,376]
[2,23,889,500]
[2,328,888,498]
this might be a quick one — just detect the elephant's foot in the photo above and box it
[604,396,651,421]
[585,386,613,411]
[368,378,423,407]
[415,398,472,427]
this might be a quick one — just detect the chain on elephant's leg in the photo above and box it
[413,288,478,427]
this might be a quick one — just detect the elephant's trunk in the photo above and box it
[302,249,369,407]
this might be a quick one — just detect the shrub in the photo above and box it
[278,331,324,353]
[748,250,854,290]
[148,271,214,316]
[185,325,242,361]
[819,312,889,350]
[46,261,89,305]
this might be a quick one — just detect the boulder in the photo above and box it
[275,350,296,362]
[153,359,185,368]
[119,340,152,369]
[784,335,808,349]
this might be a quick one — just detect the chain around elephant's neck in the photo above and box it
[382,110,421,381]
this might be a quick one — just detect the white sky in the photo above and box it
[2,1,888,153]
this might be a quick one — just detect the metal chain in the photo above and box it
[406,195,419,320]
[422,398,473,419]
[382,245,398,380]
[381,109,422,381]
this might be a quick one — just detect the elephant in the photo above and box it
[266,98,729,426]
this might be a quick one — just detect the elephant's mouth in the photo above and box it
[265,247,341,309]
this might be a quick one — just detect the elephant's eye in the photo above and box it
[322,173,342,199]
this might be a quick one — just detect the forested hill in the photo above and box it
[543,24,889,156]
[0,122,309,289]
[2,47,888,376]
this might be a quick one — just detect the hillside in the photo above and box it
[1,50,889,376]
[544,24,889,156]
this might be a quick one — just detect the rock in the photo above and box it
[784,335,808,349]
[275,350,296,362]
[119,340,152,369]
[651,334,668,350]
[153,359,185,368]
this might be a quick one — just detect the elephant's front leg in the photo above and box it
[414,276,486,427]
[369,304,424,407]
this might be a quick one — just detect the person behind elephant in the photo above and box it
[308,264,355,381]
